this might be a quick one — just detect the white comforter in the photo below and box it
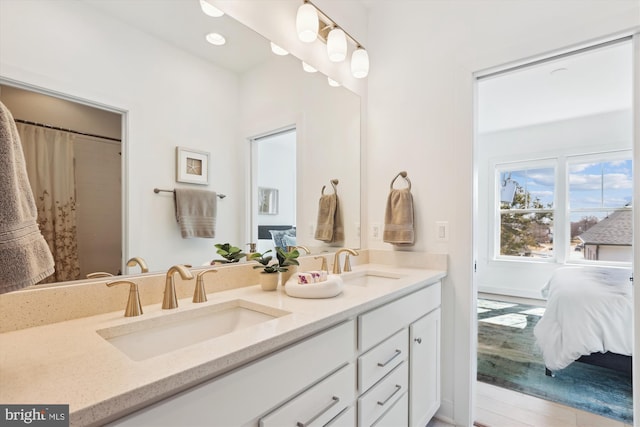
[533,266,633,371]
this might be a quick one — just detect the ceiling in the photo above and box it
[83,0,272,74]
[478,40,633,133]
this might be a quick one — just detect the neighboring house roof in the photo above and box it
[578,209,633,246]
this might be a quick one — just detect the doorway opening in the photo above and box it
[250,127,297,255]
[473,37,634,425]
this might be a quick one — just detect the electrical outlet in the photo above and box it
[308,223,315,237]
[436,221,449,242]
[371,223,381,240]
[355,222,361,238]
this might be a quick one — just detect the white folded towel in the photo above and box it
[174,188,217,238]
[0,101,55,293]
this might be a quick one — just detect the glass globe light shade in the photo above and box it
[327,28,347,62]
[270,42,289,56]
[351,48,369,78]
[296,3,318,43]
[302,62,317,73]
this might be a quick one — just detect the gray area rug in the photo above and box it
[477,299,633,424]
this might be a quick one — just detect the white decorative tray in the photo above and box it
[284,274,344,299]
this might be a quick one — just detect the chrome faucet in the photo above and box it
[106,280,143,317]
[162,265,194,309]
[332,248,359,274]
[126,256,149,273]
[194,268,217,303]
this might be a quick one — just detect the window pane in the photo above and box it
[500,212,554,258]
[499,168,554,209]
[569,160,632,209]
[569,209,633,262]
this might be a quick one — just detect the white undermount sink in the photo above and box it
[97,300,290,361]
[340,270,406,287]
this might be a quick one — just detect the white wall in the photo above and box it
[364,1,639,425]
[477,110,632,299]
[0,0,243,273]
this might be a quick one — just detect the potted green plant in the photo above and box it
[249,250,286,291]
[211,243,246,264]
[276,247,300,285]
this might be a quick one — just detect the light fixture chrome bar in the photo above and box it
[304,0,365,49]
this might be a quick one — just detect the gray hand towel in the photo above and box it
[0,101,55,293]
[383,188,415,245]
[174,188,217,238]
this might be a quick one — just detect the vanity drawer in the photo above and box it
[358,328,408,392]
[259,363,355,427]
[358,282,441,352]
[325,406,356,427]
[371,391,408,427]
[358,361,408,427]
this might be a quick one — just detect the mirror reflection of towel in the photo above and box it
[383,188,414,245]
[0,101,55,294]
[314,193,343,243]
[174,189,217,238]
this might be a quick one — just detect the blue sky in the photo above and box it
[501,159,633,220]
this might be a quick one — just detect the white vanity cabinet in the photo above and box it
[409,308,441,427]
[356,282,441,427]
[109,320,355,427]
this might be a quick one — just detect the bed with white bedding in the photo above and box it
[533,266,633,375]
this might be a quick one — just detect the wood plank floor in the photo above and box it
[427,382,633,427]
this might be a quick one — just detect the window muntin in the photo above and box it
[498,167,555,258]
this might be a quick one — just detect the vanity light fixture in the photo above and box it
[205,32,226,46]
[351,47,369,78]
[296,2,318,43]
[327,28,347,62]
[302,61,317,73]
[327,77,341,87]
[270,42,289,56]
[199,0,224,17]
[295,1,369,78]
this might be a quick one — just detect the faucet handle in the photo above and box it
[314,256,328,272]
[87,272,114,279]
[194,269,217,303]
[107,280,143,317]
[342,249,359,273]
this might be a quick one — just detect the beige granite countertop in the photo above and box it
[0,258,446,426]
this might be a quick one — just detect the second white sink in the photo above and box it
[97,300,290,361]
[341,270,406,287]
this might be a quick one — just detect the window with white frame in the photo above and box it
[496,152,633,264]
[497,164,555,258]
[567,154,633,263]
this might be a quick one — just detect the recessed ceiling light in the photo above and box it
[205,32,226,46]
[199,0,224,17]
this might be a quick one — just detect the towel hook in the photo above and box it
[390,171,411,190]
[321,179,339,195]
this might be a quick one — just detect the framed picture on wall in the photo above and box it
[176,147,209,185]
[258,187,278,215]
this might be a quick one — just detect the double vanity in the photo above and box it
[0,250,446,426]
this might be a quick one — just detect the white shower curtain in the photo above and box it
[17,123,80,282]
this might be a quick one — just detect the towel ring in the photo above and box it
[390,171,411,190]
[321,179,339,195]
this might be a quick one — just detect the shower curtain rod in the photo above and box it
[14,118,121,142]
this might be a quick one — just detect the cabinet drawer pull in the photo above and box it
[377,349,401,367]
[376,384,401,406]
[296,396,340,427]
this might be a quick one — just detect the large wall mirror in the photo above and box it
[0,0,360,287]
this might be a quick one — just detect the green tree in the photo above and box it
[500,184,553,256]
